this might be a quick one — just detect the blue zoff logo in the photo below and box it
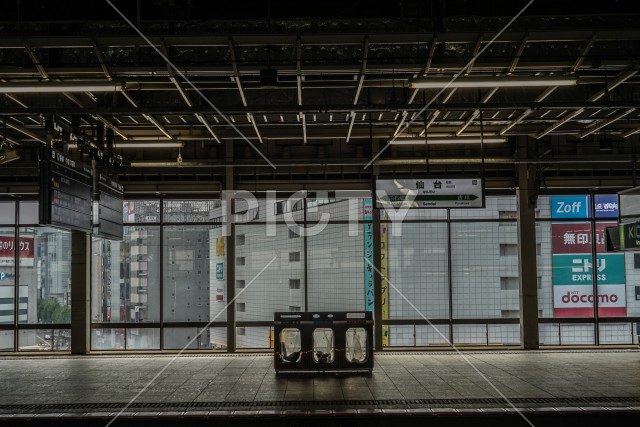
[551,196,590,219]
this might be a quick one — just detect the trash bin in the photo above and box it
[274,311,374,374]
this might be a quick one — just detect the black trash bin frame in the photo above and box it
[274,311,374,374]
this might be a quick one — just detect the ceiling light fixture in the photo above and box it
[410,76,577,89]
[0,82,124,93]
[390,136,507,145]
[69,142,183,149]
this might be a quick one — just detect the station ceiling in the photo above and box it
[1,0,640,192]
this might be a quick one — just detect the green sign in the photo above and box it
[0,272,6,281]
[552,253,625,286]
[215,263,224,280]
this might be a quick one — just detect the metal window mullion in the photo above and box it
[303,198,309,312]
[13,199,19,352]
[159,196,164,350]
[447,210,454,346]
[590,193,600,345]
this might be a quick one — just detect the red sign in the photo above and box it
[0,236,35,266]
[551,222,616,254]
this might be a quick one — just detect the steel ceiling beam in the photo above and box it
[579,108,636,138]
[346,36,368,143]
[229,37,262,144]
[536,70,638,139]
[161,40,220,143]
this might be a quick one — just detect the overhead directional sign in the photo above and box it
[96,173,124,241]
[376,177,484,209]
[606,220,640,251]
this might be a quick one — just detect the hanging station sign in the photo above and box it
[375,177,484,209]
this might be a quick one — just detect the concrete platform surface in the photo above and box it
[0,350,639,420]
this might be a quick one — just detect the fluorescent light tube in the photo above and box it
[68,142,183,149]
[0,82,124,93]
[410,76,577,89]
[390,137,507,145]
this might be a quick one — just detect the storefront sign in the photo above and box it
[551,222,615,254]
[552,253,626,317]
[0,236,35,267]
[594,195,619,219]
[551,196,590,219]
[216,263,224,280]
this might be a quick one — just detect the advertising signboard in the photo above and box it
[552,253,626,317]
[363,199,374,313]
[0,236,35,267]
[551,222,616,254]
[551,196,591,219]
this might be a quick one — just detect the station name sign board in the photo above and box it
[375,177,484,209]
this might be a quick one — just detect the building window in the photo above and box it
[289,252,300,262]
[289,279,301,290]
[289,228,299,238]
[236,257,245,266]
[237,302,245,312]
[236,280,245,288]
[500,277,519,291]
[499,244,518,256]
[237,327,246,336]
[236,234,245,246]
[289,306,301,312]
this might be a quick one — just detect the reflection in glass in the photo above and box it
[345,327,367,363]
[0,227,16,325]
[312,328,334,363]
[19,227,71,325]
[279,328,302,363]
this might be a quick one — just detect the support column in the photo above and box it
[516,136,540,349]
[70,230,90,354]
[371,137,383,351]
[225,140,236,353]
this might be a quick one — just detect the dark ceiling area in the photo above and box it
[1,0,640,193]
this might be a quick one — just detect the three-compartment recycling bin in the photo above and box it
[274,311,374,374]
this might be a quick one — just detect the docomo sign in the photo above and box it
[553,284,627,317]
[0,236,35,267]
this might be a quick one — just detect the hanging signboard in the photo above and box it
[96,174,124,241]
[375,177,484,209]
[39,148,93,232]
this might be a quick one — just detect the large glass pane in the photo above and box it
[0,202,15,224]
[127,328,160,349]
[387,222,449,322]
[450,195,517,219]
[233,224,304,322]
[91,328,125,350]
[163,200,220,223]
[0,330,14,351]
[91,226,160,323]
[451,222,520,319]
[307,224,364,311]
[163,226,216,326]
[19,227,71,325]
[0,227,16,324]
[18,201,38,224]
[123,200,160,223]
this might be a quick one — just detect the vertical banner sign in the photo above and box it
[363,199,374,313]
[213,236,226,302]
[380,212,389,346]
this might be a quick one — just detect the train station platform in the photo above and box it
[0,350,639,426]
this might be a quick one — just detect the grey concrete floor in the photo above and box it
[0,350,638,408]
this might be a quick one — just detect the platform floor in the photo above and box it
[0,350,639,423]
